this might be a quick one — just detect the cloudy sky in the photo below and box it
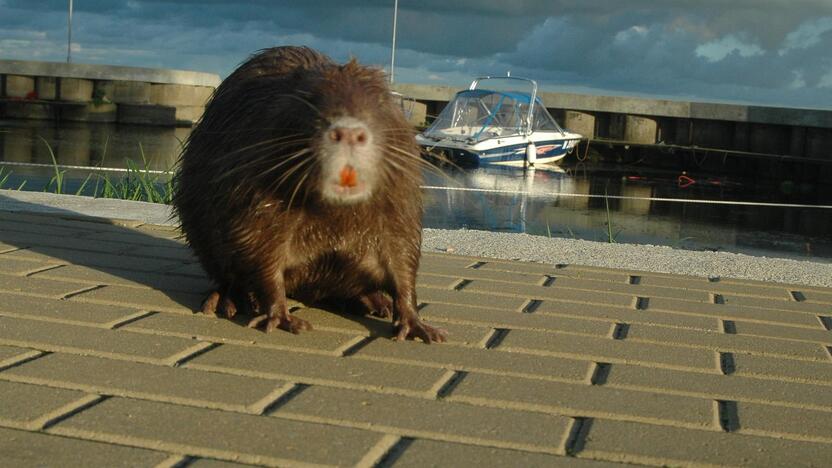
[1,0,831,109]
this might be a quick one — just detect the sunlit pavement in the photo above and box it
[1,201,831,466]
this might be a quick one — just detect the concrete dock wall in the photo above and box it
[392,83,832,161]
[0,60,220,127]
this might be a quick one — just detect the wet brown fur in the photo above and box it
[172,46,445,342]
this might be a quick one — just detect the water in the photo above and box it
[2,119,831,261]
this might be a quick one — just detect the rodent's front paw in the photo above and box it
[393,319,447,344]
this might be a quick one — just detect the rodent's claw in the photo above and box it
[247,313,313,334]
[199,291,221,317]
[394,320,448,344]
[199,290,240,319]
[360,292,393,318]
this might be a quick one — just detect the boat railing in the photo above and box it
[469,76,538,137]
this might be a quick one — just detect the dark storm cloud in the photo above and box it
[1,0,831,108]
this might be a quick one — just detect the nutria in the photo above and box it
[172,46,446,343]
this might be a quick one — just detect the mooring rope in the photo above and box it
[0,160,169,174]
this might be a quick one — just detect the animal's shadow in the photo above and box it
[0,194,394,341]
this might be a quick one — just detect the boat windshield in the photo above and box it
[422,89,563,143]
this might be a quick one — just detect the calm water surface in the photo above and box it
[2,119,831,261]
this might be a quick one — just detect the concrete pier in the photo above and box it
[0,60,220,127]
[392,83,832,161]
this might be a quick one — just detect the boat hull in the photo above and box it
[417,134,582,167]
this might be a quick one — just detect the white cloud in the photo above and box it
[695,34,765,62]
[780,16,832,54]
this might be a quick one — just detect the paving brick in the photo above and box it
[737,401,832,441]
[421,252,488,269]
[638,274,793,300]
[0,212,117,232]
[732,352,832,385]
[733,320,832,344]
[0,229,129,254]
[723,294,831,314]
[534,300,719,330]
[82,230,186,246]
[166,262,209,277]
[0,379,87,428]
[647,296,823,328]
[798,288,832,303]
[498,329,717,371]
[605,363,832,410]
[626,323,830,361]
[388,439,621,467]
[579,418,832,466]
[33,264,212,293]
[420,303,614,336]
[416,286,528,311]
[416,274,465,289]
[0,316,202,364]
[420,264,546,285]
[50,397,381,466]
[462,279,636,308]
[69,284,203,313]
[0,256,59,276]
[290,306,490,346]
[0,273,98,299]
[124,312,363,355]
[0,344,34,365]
[185,344,448,395]
[276,385,573,451]
[0,426,169,467]
[125,244,197,263]
[0,292,142,326]
[447,372,714,428]
[2,352,286,412]
[0,218,93,237]
[185,459,255,468]
[354,338,592,382]
[3,247,181,272]
[550,276,713,302]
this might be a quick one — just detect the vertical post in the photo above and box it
[390,0,398,83]
[67,0,73,63]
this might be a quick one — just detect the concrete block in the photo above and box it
[0,379,87,427]
[462,278,636,307]
[111,80,151,104]
[390,439,578,467]
[789,126,806,157]
[174,105,205,125]
[150,83,214,107]
[36,264,209,293]
[448,372,715,428]
[0,427,169,466]
[623,115,657,144]
[564,110,596,138]
[186,343,449,394]
[605,364,832,409]
[691,120,733,148]
[5,353,284,411]
[647,296,822,328]
[276,385,573,449]
[607,113,626,140]
[0,272,99,299]
[35,76,57,100]
[4,74,35,98]
[580,418,832,466]
[732,122,750,150]
[738,402,832,440]
[0,315,198,364]
[59,102,117,124]
[355,336,592,380]
[0,291,137,326]
[722,293,829,314]
[92,80,114,103]
[398,98,427,126]
[416,286,527,311]
[498,329,718,371]
[117,103,176,126]
[2,101,54,120]
[58,77,93,102]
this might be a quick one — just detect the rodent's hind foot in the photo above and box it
[199,291,221,317]
[199,290,240,319]
[359,291,392,318]
[247,313,313,334]
[393,319,448,344]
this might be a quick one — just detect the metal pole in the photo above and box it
[390,0,398,83]
[67,0,73,63]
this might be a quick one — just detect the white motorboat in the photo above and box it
[416,76,583,167]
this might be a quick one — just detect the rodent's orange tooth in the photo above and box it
[339,165,358,187]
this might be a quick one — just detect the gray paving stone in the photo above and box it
[579,418,832,466]
[354,338,592,381]
[186,344,449,395]
[0,379,87,428]
[69,284,203,313]
[0,426,169,467]
[737,402,832,441]
[416,286,528,311]
[447,372,714,428]
[276,385,573,451]
[462,279,637,307]
[626,323,830,361]
[0,344,33,365]
[0,229,129,254]
[50,397,381,466]
[2,352,286,412]
[723,294,831,314]
[647,296,824,328]
[605,363,832,409]
[499,329,717,371]
[0,256,60,275]
[3,247,181,272]
[34,264,212,293]
[732,352,832,384]
[533,300,720,330]
[0,316,202,364]
[387,439,623,467]
[0,273,94,299]
[0,292,141,326]
[732,320,832,344]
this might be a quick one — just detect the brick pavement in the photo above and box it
[0,210,831,467]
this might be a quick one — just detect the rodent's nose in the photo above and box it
[329,127,368,146]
